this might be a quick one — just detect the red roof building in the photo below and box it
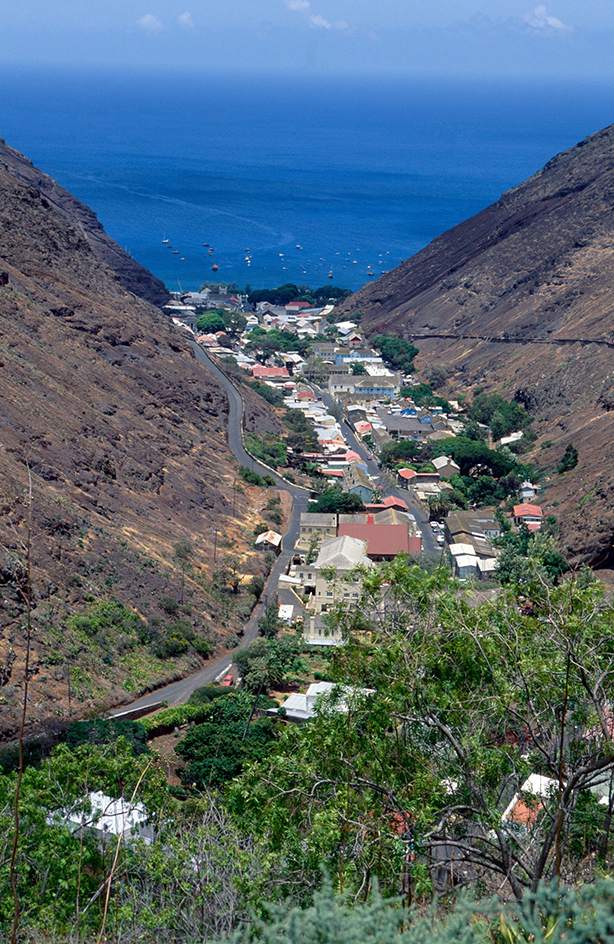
[252,365,290,380]
[338,520,421,561]
[397,468,417,489]
[382,495,409,511]
[513,503,542,528]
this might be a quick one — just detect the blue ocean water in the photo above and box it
[1,68,613,294]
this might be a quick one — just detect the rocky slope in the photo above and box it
[337,123,614,567]
[0,138,169,307]
[0,151,284,740]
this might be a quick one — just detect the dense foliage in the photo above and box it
[372,335,419,374]
[466,391,529,441]
[310,486,366,514]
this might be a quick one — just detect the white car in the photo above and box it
[437,533,445,545]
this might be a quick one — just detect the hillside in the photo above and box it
[0,149,284,740]
[0,137,169,307]
[337,123,614,567]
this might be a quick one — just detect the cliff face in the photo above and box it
[0,138,169,307]
[0,151,283,739]
[336,124,614,567]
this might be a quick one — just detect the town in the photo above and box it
[167,280,548,617]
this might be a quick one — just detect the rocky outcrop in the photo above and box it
[0,137,169,307]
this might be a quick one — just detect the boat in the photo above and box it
[173,250,179,254]
[162,235,169,243]
[208,248,214,255]
[203,243,209,247]
[212,263,219,271]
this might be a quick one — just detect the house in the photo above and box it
[432,456,461,480]
[48,790,153,845]
[501,774,559,831]
[310,535,373,613]
[270,681,372,721]
[255,530,283,555]
[397,468,417,489]
[302,614,344,647]
[297,512,338,550]
[375,409,433,440]
[518,481,538,501]
[513,503,542,529]
[342,464,373,504]
[338,517,421,560]
[252,365,290,381]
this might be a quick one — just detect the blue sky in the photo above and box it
[1,0,614,77]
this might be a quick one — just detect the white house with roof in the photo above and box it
[432,456,461,479]
[310,534,373,613]
[270,681,373,721]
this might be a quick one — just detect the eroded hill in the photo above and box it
[0,152,283,739]
[337,123,614,567]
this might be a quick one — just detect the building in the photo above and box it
[343,464,374,504]
[514,503,542,530]
[255,530,283,555]
[310,534,373,613]
[270,681,373,721]
[337,516,421,561]
[296,512,338,551]
[432,455,461,479]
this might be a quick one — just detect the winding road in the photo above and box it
[114,345,439,714]
[113,342,309,713]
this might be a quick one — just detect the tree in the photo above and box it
[195,311,226,333]
[302,355,328,385]
[174,540,193,604]
[232,559,614,902]
[558,444,578,473]
[350,362,367,375]
[176,693,276,788]
[372,335,419,374]
[311,487,365,514]
[234,636,303,693]
[258,601,283,640]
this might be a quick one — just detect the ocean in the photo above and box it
[1,68,613,294]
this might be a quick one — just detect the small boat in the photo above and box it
[212,263,219,271]
[208,248,214,255]
[296,244,302,250]
[180,257,185,261]
[173,250,179,254]
[203,243,209,247]
[162,236,169,243]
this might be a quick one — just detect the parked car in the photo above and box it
[221,674,234,687]
[437,533,445,545]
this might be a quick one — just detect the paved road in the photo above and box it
[112,343,309,713]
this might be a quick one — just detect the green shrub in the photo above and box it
[65,719,149,755]
[159,596,180,615]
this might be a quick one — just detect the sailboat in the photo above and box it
[162,233,169,243]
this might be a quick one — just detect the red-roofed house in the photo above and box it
[513,504,542,528]
[338,519,421,560]
[252,365,290,381]
[382,495,409,511]
[397,468,417,489]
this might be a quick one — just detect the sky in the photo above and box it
[2,0,614,78]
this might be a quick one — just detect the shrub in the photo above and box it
[159,596,180,615]
[192,636,213,658]
[65,719,149,755]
